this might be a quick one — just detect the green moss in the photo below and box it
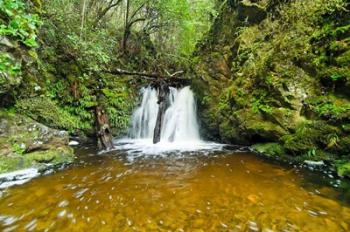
[25,147,74,166]
[0,148,74,174]
[341,124,350,132]
[336,50,350,66]
[306,95,350,121]
[235,109,288,141]
[281,121,341,154]
[336,162,350,178]
[252,143,286,157]
[338,136,350,154]
[0,156,23,174]
[0,110,75,174]
[15,97,90,132]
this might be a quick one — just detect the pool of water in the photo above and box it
[0,146,350,231]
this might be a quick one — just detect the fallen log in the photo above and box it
[106,68,189,86]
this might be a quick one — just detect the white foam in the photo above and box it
[0,168,39,189]
[114,138,224,155]
[116,85,224,155]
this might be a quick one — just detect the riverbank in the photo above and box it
[0,110,75,175]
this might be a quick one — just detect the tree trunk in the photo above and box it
[95,106,114,150]
[153,83,169,144]
[122,0,130,52]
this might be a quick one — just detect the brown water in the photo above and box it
[0,147,350,231]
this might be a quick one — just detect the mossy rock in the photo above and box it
[336,162,350,178]
[24,147,75,167]
[0,147,74,174]
[338,136,350,154]
[15,97,91,132]
[235,109,288,141]
[263,107,303,131]
[252,143,286,157]
[281,121,341,154]
[0,110,75,174]
[306,95,350,122]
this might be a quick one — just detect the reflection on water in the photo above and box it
[0,148,350,231]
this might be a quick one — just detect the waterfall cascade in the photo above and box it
[115,85,222,154]
[130,86,200,143]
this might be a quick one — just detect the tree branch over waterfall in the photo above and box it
[105,68,188,85]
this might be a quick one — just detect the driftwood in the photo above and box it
[95,106,114,150]
[106,68,189,86]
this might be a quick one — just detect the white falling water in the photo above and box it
[161,86,200,142]
[130,86,200,142]
[115,86,223,154]
[131,86,159,139]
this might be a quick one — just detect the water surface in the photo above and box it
[0,147,349,231]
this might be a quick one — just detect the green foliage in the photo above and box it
[281,121,340,154]
[0,0,41,47]
[252,143,286,157]
[15,97,90,132]
[0,53,21,77]
[336,162,350,178]
[11,142,25,155]
[315,102,350,120]
[307,95,350,121]
[0,0,41,94]
[251,97,273,114]
[311,7,350,85]
[101,78,136,136]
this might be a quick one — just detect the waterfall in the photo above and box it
[115,85,223,154]
[129,86,200,143]
[130,86,159,139]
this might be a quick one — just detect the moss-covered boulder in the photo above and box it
[252,143,286,157]
[336,162,350,178]
[0,110,74,174]
[192,0,350,164]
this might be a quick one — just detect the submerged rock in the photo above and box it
[0,110,75,174]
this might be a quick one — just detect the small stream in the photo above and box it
[0,147,350,231]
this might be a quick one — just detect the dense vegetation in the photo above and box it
[0,0,216,173]
[1,0,216,135]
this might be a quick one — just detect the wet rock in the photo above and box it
[304,160,325,167]
[0,110,74,174]
[0,168,39,189]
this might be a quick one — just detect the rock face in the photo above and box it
[192,0,350,166]
[0,111,74,174]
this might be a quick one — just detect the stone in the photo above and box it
[252,143,285,157]
[0,110,74,174]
